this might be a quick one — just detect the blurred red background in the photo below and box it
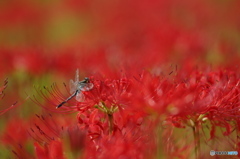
[0,0,239,158]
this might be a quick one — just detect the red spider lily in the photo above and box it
[66,125,87,154]
[74,77,135,139]
[31,83,77,113]
[31,74,159,157]
[71,76,161,158]
[156,68,240,158]
[34,140,64,159]
[129,71,175,114]
[1,118,29,146]
[82,77,132,109]
[83,124,156,159]
[27,118,86,158]
[80,107,156,159]
[33,75,133,112]
[1,118,32,158]
[28,113,86,159]
[11,48,48,75]
[28,114,64,145]
[167,69,240,127]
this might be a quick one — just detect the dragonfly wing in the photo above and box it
[75,69,79,83]
[76,91,85,102]
[80,83,94,91]
[69,79,77,94]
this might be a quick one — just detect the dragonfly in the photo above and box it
[56,69,94,109]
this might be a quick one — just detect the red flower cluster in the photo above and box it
[21,67,238,158]
[0,0,240,158]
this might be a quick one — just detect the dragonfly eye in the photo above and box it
[84,77,90,83]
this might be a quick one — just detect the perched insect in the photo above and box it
[56,70,94,109]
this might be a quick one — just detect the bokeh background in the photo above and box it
[0,0,240,158]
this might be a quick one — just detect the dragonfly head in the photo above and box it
[82,77,90,83]
[78,77,90,84]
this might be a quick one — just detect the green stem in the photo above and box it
[236,122,239,149]
[108,113,113,135]
[192,122,200,159]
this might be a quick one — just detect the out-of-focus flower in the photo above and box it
[34,140,64,159]
[0,78,18,115]
[1,118,31,158]
[28,113,87,159]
